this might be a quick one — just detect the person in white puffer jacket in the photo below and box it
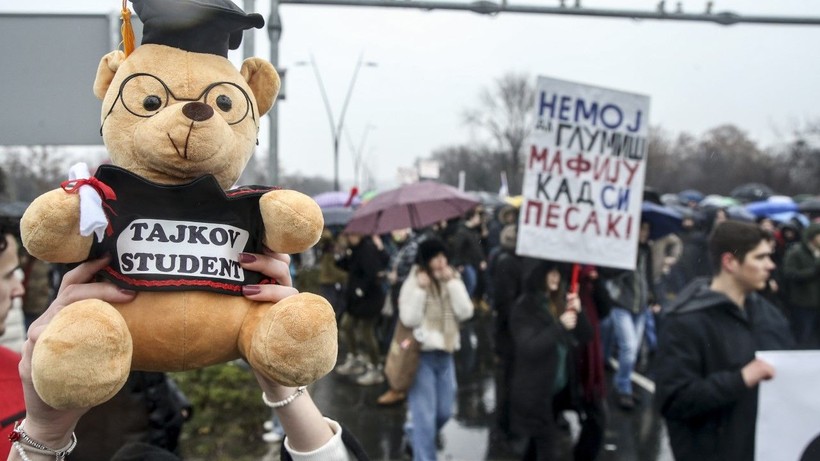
[398,238,474,461]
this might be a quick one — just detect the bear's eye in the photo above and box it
[143,95,163,112]
[216,95,232,112]
[120,74,168,117]
[204,83,250,124]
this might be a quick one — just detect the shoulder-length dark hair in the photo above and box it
[521,259,569,316]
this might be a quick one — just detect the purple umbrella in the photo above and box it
[344,181,480,235]
[313,190,361,209]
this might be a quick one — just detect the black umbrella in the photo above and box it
[798,198,820,213]
[643,187,662,205]
[730,183,774,203]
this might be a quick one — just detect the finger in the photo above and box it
[18,325,45,384]
[242,284,298,303]
[261,246,291,266]
[240,251,292,287]
[58,282,137,307]
[58,257,111,292]
[32,282,136,332]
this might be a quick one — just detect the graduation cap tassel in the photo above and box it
[121,0,136,57]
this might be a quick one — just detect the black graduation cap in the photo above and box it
[131,0,264,58]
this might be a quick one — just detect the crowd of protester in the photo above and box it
[305,189,818,461]
[1,188,818,460]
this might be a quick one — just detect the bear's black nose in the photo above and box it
[182,102,214,122]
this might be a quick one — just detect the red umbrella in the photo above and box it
[344,181,480,235]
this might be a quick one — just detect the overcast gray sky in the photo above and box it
[5,0,820,190]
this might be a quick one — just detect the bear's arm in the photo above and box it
[258,189,324,255]
[21,189,93,263]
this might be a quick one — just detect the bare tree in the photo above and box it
[691,125,772,194]
[0,167,8,200]
[279,174,334,197]
[646,123,820,197]
[0,146,73,202]
[463,72,535,194]
[426,144,508,193]
[767,120,820,195]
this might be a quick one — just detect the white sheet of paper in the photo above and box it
[755,350,820,461]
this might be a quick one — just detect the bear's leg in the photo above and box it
[32,299,133,409]
[241,292,337,387]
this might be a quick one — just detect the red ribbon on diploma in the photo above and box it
[61,177,118,201]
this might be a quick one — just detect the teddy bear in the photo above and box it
[20,0,338,409]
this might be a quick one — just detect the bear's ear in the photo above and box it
[93,51,127,100]
[241,58,280,117]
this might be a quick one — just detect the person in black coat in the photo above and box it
[488,224,524,438]
[448,209,486,297]
[508,260,592,461]
[334,233,389,384]
[670,215,711,293]
[655,221,795,461]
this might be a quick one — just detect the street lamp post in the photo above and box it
[267,0,282,185]
[298,53,376,191]
[346,123,376,188]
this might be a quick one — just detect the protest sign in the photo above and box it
[517,76,650,270]
[755,350,820,461]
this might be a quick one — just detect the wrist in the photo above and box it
[9,419,78,461]
[260,383,297,402]
[16,419,77,450]
[262,386,307,409]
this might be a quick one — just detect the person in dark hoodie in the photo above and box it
[655,220,795,461]
[781,222,820,349]
[508,260,591,460]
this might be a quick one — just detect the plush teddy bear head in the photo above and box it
[94,11,278,189]
[20,0,336,410]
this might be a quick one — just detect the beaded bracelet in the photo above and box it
[13,442,33,461]
[9,419,77,460]
[262,386,307,409]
